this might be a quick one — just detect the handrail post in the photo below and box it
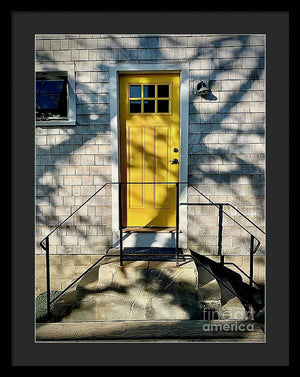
[218,204,223,259]
[248,235,255,320]
[175,182,179,267]
[250,235,254,289]
[45,236,51,321]
[119,182,123,267]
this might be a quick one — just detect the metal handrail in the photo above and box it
[40,181,264,247]
[40,182,108,249]
[188,183,265,235]
[39,181,264,321]
[180,201,261,254]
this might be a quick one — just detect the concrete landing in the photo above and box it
[54,256,202,322]
[52,250,247,323]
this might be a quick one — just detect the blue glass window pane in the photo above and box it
[40,80,64,93]
[37,94,60,109]
[130,85,141,98]
[36,74,68,119]
[36,80,42,92]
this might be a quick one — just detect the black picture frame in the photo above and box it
[11,10,289,366]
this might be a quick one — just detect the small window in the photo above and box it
[35,63,76,126]
[36,72,68,120]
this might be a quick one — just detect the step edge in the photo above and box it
[36,320,264,341]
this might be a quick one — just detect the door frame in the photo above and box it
[109,63,189,248]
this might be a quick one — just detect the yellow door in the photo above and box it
[119,73,180,227]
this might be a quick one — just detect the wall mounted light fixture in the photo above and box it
[196,81,210,96]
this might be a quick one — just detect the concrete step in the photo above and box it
[36,320,265,342]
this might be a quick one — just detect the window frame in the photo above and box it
[35,63,76,126]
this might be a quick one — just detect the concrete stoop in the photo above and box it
[52,251,248,323]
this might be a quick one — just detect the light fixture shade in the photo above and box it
[198,86,209,95]
[196,81,210,96]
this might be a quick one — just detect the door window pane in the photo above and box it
[144,100,155,113]
[157,100,169,113]
[143,85,155,98]
[130,100,141,113]
[157,85,169,98]
[130,85,141,98]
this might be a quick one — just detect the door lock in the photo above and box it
[169,158,179,164]
[173,148,179,153]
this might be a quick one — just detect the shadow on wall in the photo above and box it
[35,34,265,254]
[200,91,218,101]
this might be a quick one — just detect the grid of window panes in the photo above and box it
[129,84,170,114]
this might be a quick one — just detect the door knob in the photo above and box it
[169,158,179,164]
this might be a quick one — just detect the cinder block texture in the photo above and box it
[35,34,265,256]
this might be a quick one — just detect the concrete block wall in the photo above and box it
[35,34,265,264]
[35,254,105,296]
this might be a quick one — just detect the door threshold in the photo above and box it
[123,227,182,233]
